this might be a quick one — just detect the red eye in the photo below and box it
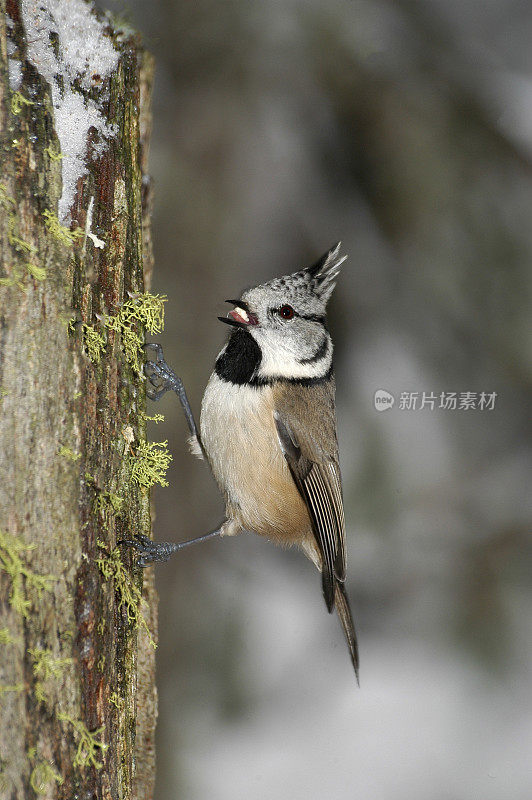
[279,304,295,319]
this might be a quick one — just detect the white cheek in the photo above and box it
[257,334,332,380]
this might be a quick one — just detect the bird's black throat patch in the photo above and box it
[215,328,333,387]
[215,328,262,385]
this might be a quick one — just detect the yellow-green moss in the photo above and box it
[94,491,124,517]
[82,324,106,364]
[29,760,63,795]
[85,474,124,517]
[0,183,15,210]
[0,211,45,288]
[68,320,107,365]
[129,440,172,489]
[0,683,24,697]
[0,273,25,290]
[0,530,54,618]
[68,292,166,371]
[0,627,16,645]
[26,262,47,281]
[58,715,108,770]
[28,647,73,704]
[142,412,164,423]
[96,543,156,648]
[109,691,123,709]
[10,91,33,115]
[7,218,37,255]
[103,292,167,373]
[0,261,45,288]
[57,445,81,462]
[42,210,83,247]
[43,145,65,162]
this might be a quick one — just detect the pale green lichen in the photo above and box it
[94,491,124,517]
[1,212,45,287]
[68,292,166,371]
[0,272,26,290]
[29,760,63,795]
[42,210,83,247]
[109,691,123,709]
[28,647,73,704]
[96,543,141,623]
[85,474,124,517]
[0,183,15,210]
[0,530,54,618]
[58,715,108,770]
[81,324,106,364]
[11,91,33,115]
[113,292,166,335]
[58,445,81,462]
[103,292,167,373]
[43,145,65,162]
[0,261,45,288]
[0,683,24,697]
[129,440,172,489]
[0,627,16,645]
[68,320,107,365]
[96,543,156,649]
[26,262,47,281]
[142,412,165,423]
[97,654,106,672]
[7,218,37,256]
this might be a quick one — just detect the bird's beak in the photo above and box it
[218,299,259,328]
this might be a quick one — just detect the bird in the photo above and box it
[126,243,359,679]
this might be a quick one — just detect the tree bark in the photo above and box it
[0,2,157,799]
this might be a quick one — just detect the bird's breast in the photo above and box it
[200,373,310,543]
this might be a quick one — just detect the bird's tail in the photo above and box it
[334,581,360,684]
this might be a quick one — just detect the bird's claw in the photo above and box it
[143,343,181,401]
[119,534,179,567]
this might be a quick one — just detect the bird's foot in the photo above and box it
[143,343,183,402]
[120,527,224,567]
[119,534,179,566]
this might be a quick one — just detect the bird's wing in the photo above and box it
[273,380,346,613]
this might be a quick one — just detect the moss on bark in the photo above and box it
[0,3,157,798]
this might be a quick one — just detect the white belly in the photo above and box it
[199,374,310,542]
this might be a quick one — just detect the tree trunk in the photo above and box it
[0,3,158,799]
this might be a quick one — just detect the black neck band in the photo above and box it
[215,329,332,388]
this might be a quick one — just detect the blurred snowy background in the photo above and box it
[100,1,532,798]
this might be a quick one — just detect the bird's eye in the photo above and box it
[278,304,295,320]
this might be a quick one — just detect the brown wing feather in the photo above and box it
[272,379,346,610]
[273,379,359,679]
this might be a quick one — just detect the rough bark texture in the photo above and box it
[0,3,157,799]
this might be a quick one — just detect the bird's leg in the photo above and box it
[120,526,224,567]
[143,343,205,457]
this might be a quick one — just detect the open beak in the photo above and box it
[218,299,259,328]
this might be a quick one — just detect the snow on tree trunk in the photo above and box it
[0,2,159,798]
